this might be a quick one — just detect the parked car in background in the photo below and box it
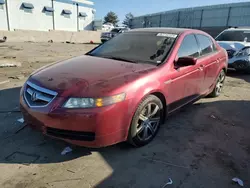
[216,27,250,73]
[20,28,228,148]
[102,23,114,31]
[101,27,129,43]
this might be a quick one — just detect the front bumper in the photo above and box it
[228,56,250,71]
[20,95,132,148]
[100,37,111,42]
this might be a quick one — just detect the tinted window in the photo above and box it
[216,30,250,42]
[89,32,177,64]
[178,35,199,58]
[197,35,213,56]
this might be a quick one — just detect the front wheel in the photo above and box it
[128,95,164,147]
[208,70,226,97]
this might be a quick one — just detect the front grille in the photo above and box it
[101,33,111,37]
[47,127,95,141]
[233,60,250,69]
[24,81,57,107]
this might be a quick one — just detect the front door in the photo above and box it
[166,34,205,112]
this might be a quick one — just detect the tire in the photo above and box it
[208,70,226,98]
[128,95,164,147]
[243,68,250,74]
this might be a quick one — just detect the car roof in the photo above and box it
[129,27,195,34]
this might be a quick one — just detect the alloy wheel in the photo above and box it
[136,103,161,141]
[215,71,225,95]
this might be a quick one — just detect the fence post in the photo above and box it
[159,14,162,27]
[226,7,231,27]
[177,11,180,27]
[200,9,204,28]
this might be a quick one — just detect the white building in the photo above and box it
[0,0,95,31]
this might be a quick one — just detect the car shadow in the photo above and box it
[227,69,250,83]
[0,87,250,187]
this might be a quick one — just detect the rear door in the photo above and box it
[167,34,204,112]
[195,34,220,94]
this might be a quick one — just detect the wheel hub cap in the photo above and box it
[136,103,161,141]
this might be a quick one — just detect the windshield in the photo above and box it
[216,30,250,42]
[88,32,177,64]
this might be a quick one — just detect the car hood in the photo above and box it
[217,41,250,64]
[30,55,156,97]
[217,41,250,51]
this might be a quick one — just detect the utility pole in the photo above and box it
[76,3,79,31]
[5,0,10,31]
[52,0,55,30]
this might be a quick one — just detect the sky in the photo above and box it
[92,0,249,23]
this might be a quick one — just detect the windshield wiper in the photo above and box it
[100,56,138,64]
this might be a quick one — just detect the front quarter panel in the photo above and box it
[122,70,167,134]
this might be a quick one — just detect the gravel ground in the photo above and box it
[0,42,249,188]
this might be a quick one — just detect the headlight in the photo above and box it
[236,47,250,57]
[63,93,126,108]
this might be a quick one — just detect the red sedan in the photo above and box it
[20,28,228,148]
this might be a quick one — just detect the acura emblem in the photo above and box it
[31,92,38,102]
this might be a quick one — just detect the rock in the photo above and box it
[0,61,22,68]
[3,56,16,59]
[0,36,7,43]
[8,75,25,80]
[210,115,216,119]
[232,177,244,187]
[0,79,10,85]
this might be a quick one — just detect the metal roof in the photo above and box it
[44,6,54,12]
[133,2,250,19]
[22,2,34,9]
[62,9,72,15]
[79,12,87,17]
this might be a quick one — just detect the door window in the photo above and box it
[196,35,214,56]
[178,35,200,58]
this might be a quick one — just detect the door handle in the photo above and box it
[199,64,204,71]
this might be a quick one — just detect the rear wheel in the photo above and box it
[128,95,164,147]
[209,70,226,97]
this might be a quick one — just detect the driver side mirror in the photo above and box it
[175,57,197,68]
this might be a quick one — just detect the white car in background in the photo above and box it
[102,23,114,31]
[216,27,250,73]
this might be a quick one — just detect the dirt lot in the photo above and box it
[0,42,250,188]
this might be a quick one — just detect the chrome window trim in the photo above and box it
[24,81,58,108]
[27,81,57,95]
